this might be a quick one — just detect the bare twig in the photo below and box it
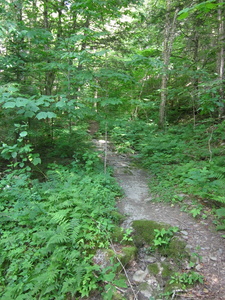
[208,126,215,162]
[172,289,186,299]
[104,122,108,174]
[109,241,138,300]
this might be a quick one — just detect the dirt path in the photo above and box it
[94,139,225,299]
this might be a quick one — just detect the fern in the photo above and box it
[0,164,119,299]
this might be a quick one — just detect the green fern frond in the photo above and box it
[47,233,70,246]
[48,209,70,225]
[213,196,225,204]
[61,277,79,295]
[58,199,76,208]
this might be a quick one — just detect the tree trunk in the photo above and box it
[218,0,225,118]
[159,1,178,128]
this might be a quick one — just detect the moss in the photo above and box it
[112,292,126,300]
[111,226,125,243]
[111,226,134,246]
[139,282,150,291]
[161,263,173,279]
[132,220,170,247]
[111,211,126,225]
[106,246,137,272]
[161,238,189,264]
[119,246,137,266]
[148,263,160,275]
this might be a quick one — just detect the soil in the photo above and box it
[93,139,225,300]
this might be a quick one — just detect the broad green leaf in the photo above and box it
[56,100,66,108]
[15,98,29,107]
[11,152,17,158]
[36,112,56,120]
[177,12,189,20]
[3,101,16,108]
[47,112,57,119]
[103,272,115,282]
[24,111,36,118]
[36,112,48,119]
[113,279,127,288]
[20,131,28,137]
[205,3,217,9]
[32,157,42,166]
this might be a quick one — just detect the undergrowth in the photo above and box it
[0,158,123,299]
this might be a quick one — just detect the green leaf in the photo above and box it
[24,111,36,118]
[20,131,28,137]
[3,101,16,108]
[36,112,48,119]
[11,152,17,158]
[103,272,115,282]
[47,112,57,119]
[36,111,56,120]
[113,279,127,288]
[32,157,42,166]
[177,12,189,20]
[15,98,29,107]
[205,3,217,9]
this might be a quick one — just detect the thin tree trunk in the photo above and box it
[191,22,200,128]
[218,0,225,118]
[159,1,178,128]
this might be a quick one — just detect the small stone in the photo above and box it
[133,269,148,282]
[139,282,154,298]
[218,248,223,255]
[210,256,217,261]
[185,245,193,250]
[181,230,188,236]
[195,264,202,271]
[143,256,157,264]
[147,276,159,287]
[160,256,167,262]
[202,257,208,263]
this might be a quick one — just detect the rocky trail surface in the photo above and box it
[93,139,225,300]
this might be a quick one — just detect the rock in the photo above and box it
[133,269,148,282]
[138,282,154,299]
[195,264,203,271]
[210,256,217,261]
[93,249,112,269]
[146,276,159,287]
[201,247,210,250]
[142,255,157,264]
[160,256,167,262]
[181,230,188,236]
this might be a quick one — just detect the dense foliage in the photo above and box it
[0,159,123,299]
[0,0,225,298]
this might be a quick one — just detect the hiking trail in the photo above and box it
[93,139,225,300]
